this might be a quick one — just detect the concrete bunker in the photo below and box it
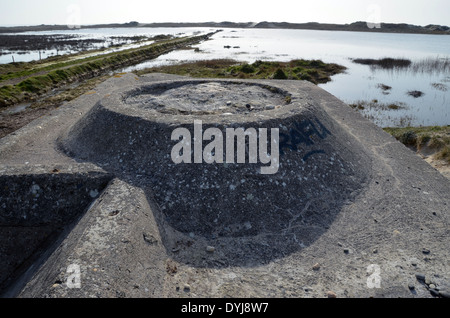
[0,165,112,293]
[59,79,371,266]
[2,73,449,298]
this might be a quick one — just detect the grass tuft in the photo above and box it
[383,126,450,163]
[137,58,346,84]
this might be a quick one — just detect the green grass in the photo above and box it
[0,34,176,82]
[352,58,412,69]
[349,100,408,111]
[136,59,346,84]
[0,34,213,108]
[383,126,450,163]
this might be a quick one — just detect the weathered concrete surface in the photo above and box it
[0,73,449,298]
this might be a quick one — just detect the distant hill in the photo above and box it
[0,21,449,34]
[252,21,450,34]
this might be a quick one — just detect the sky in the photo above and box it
[1,0,449,27]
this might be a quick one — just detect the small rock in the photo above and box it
[143,233,158,245]
[408,284,415,291]
[89,189,99,198]
[372,248,378,254]
[422,248,430,255]
[312,263,320,271]
[183,284,191,292]
[206,246,215,253]
[116,290,126,298]
[439,291,450,298]
[327,291,337,298]
[108,210,120,217]
[343,248,350,254]
[416,273,426,282]
[429,284,436,289]
[429,288,440,297]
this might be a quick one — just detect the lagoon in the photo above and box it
[2,27,450,127]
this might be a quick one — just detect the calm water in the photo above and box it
[0,27,209,64]
[3,27,450,127]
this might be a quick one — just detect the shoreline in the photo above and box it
[1,21,449,35]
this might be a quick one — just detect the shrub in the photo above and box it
[239,63,255,74]
[272,68,287,79]
[399,131,418,147]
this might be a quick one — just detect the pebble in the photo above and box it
[415,273,426,282]
[422,248,430,255]
[312,263,320,271]
[143,233,158,245]
[430,289,440,297]
[327,291,337,298]
[439,291,450,298]
[408,284,415,291]
[183,284,191,292]
[108,209,120,217]
[343,248,350,254]
[89,189,99,198]
[206,246,215,253]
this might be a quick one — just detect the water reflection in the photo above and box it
[2,27,450,127]
[333,57,450,127]
[121,29,450,127]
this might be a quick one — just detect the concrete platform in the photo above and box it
[0,73,449,298]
